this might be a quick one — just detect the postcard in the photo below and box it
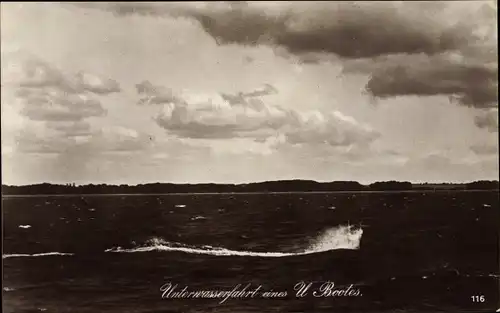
[2,2,499,312]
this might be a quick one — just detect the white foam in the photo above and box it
[175,204,186,208]
[191,215,206,220]
[306,225,363,251]
[18,225,31,229]
[105,225,363,258]
[3,252,74,259]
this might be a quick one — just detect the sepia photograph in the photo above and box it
[1,2,499,312]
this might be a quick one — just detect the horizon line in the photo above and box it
[2,179,499,188]
[2,189,499,198]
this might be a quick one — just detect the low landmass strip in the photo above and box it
[1,180,498,195]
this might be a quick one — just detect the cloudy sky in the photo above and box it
[1,1,498,185]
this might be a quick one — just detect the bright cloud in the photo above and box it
[137,81,379,148]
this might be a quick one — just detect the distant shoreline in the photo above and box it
[2,189,498,198]
[2,180,498,196]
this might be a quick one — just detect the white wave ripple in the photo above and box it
[105,225,363,258]
[3,252,74,259]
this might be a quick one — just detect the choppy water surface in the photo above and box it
[3,191,499,312]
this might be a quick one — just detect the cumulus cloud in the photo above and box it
[15,124,152,154]
[471,144,499,155]
[153,92,288,139]
[17,88,106,121]
[45,121,92,137]
[474,108,498,132]
[136,80,278,106]
[2,51,121,95]
[284,111,379,147]
[220,84,277,105]
[77,2,497,109]
[137,81,379,147]
[1,52,121,128]
[74,71,121,95]
[136,80,184,105]
[1,51,139,157]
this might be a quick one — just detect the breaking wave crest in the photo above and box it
[105,225,363,258]
[3,252,74,259]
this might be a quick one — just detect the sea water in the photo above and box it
[2,192,499,312]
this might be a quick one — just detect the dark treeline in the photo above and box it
[2,180,498,195]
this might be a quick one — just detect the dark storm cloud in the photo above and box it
[74,2,470,58]
[72,2,498,109]
[346,53,498,108]
[214,3,464,59]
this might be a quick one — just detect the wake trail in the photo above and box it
[105,224,363,258]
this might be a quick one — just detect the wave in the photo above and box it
[105,224,363,258]
[191,215,207,220]
[3,252,74,259]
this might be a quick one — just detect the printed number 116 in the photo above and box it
[471,295,485,302]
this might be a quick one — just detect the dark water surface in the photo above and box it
[3,191,499,312]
